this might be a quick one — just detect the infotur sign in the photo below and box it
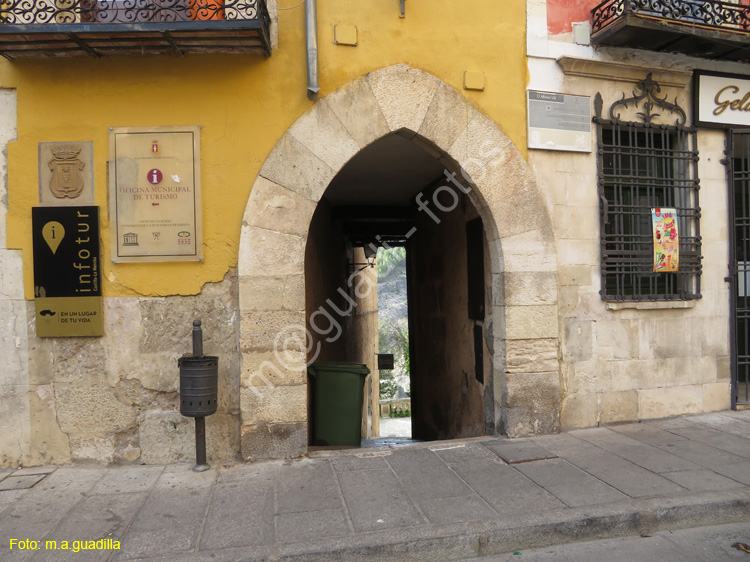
[31,206,103,337]
[695,70,750,128]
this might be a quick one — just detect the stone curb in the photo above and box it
[273,489,750,561]
[123,488,750,561]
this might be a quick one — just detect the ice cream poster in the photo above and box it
[652,208,679,272]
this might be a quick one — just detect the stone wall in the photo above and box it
[3,271,241,468]
[239,65,561,458]
[528,62,731,429]
[0,90,23,466]
[343,247,380,440]
[304,200,348,365]
[0,89,23,467]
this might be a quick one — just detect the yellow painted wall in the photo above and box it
[3,0,527,298]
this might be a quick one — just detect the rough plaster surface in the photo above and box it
[239,64,561,460]
[1,272,242,468]
[0,90,28,468]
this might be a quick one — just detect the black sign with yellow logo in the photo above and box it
[32,206,103,337]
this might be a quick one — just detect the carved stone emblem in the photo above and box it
[48,145,85,199]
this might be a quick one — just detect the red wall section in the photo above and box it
[547,0,599,35]
[549,0,750,36]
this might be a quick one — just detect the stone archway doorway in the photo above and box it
[305,130,496,446]
[238,64,560,461]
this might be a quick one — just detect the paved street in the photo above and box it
[461,522,750,561]
[3,411,750,561]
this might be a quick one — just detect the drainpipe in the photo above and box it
[306,0,320,100]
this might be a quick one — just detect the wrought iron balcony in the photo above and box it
[0,0,270,59]
[591,0,750,61]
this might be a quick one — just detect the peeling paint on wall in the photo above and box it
[548,0,598,35]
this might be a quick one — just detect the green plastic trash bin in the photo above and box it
[309,362,371,447]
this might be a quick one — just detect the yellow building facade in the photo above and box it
[0,0,561,466]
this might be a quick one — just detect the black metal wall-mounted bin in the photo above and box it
[179,355,218,418]
[178,319,218,472]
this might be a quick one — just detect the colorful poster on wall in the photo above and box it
[652,208,679,273]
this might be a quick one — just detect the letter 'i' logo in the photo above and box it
[152,141,159,154]
[147,169,163,185]
[42,221,65,254]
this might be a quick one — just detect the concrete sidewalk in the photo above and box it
[3,411,750,561]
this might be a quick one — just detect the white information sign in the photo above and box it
[695,71,750,128]
[109,126,202,263]
[527,90,591,152]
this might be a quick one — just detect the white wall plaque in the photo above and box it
[528,90,591,152]
[109,126,202,262]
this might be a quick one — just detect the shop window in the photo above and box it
[594,74,702,301]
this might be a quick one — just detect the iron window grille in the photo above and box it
[728,131,750,405]
[594,73,702,301]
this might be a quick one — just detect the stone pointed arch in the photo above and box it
[238,64,560,461]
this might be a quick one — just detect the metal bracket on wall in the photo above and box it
[399,0,405,17]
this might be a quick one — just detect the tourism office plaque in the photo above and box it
[109,126,203,262]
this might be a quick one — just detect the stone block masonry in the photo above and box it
[0,270,242,468]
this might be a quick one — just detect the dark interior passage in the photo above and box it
[304,131,495,445]
[409,186,494,441]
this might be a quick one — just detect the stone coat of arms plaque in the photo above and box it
[38,142,94,206]
[48,145,85,198]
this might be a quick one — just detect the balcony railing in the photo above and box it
[591,0,750,61]
[0,0,270,58]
